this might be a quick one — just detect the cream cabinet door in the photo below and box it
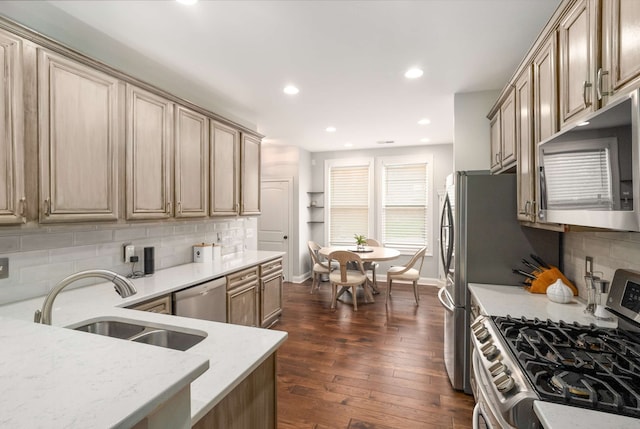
[38,49,119,222]
[602,0,640,97]
[533,33,558,144]
[240,134,261,215]
[126,84,173,220]
[500,88,517,168]
[489,110,501,172]
[175,106,208,218]
[558,0,598,127]
[0,30,25,225]
[515,66,535,222]
[227,282,258,327]
[210,121,240,216]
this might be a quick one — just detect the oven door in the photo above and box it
[472,350,517,429]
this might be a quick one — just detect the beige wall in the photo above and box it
[453,90,499,172]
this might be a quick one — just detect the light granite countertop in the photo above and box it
[0,250,288,428]
[469,283,637,429]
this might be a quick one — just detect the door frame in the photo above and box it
[260,177,294,282]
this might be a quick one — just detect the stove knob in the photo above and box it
[480,342,493,353]
[495,374,516,393]
[476,328,491,343]
[471,319,484,331]
[489,362,506,377]
[482,344,500,361]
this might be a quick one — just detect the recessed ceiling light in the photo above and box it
[577,121,590,126]
[326,126,336,133]
[418,118,431,125]
[176,0,198,5]
[344,142,353,148]
[405,68,424,79]
[283,85,299,95]
[420,138,430,143]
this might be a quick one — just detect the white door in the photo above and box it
[258,179,292,281]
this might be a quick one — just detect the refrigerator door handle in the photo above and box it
[438,286,455,312]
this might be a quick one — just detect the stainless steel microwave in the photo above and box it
[538,89,640,231]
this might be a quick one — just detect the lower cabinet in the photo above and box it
[226,266,259,327]
[259,258,283,328]
[127,294,172,315]
[193,353,276,429]
[226,258,283,328]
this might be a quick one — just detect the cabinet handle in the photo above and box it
[177,201,182,214]
[44,199,50,216]
[166,201,172,214]
[597,68,610,100]
[582,81,592,107]
[524,201,531,216]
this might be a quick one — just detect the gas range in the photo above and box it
[470,269,640,428]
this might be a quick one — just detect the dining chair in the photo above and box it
[328,250,368,311]
[386,246,427,306]
[364,238,382,291]
[308,241,333,294]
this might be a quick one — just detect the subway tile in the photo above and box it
[20,261,75,284]
[0,281,49,305]
[8,250,49,269]
[146,225,175,238]
[174,224,197,235]
[74,255,119,272]
[74,229,114,246]
[0,236,20,254]
[49,245,98,263]
[113,227,147,241]
[21,232,74,251]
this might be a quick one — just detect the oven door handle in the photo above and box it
[438,286,455,312]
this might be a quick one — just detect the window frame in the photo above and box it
[375,154,433,255]
[324,157,374,246]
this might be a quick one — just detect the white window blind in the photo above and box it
[545,149,613,209]
[328,164,370,244]
[381,162,428,249]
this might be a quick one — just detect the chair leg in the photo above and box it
[330,283,337,309]
[413,280,419,305]
[352,285,358,311]
[372,266,378,292]
[310,273,317,294]
[386,278,392,305]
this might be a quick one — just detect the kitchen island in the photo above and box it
[469,283,637,429]
[0,251,287,428]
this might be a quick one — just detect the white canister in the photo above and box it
[193,243,212,263]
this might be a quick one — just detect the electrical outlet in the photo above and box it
[0,257,8,279]
[123,244,135,263]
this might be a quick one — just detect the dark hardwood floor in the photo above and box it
[275,279,474,429]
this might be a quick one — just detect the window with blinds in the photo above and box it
[543,145,615,210]
[381,162,428,249]
[328,164,371,244]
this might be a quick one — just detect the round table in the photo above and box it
[318,246,401,303]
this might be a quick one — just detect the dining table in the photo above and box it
[318,245,401,304]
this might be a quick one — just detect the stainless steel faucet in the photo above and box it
[34,269,137,325]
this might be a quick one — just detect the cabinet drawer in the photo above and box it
[227,266,259,290]
[127,295,172,315]
[259,258,283,277]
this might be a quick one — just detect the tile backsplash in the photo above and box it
[0,218,257,305]
[563,231,640,298]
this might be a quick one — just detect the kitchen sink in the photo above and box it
[72,319,207,351]
[75,320,147,339]
[129,329,205,351]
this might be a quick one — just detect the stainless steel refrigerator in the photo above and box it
[437,171,560,394]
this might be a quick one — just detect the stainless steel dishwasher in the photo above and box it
[173,277,227,322]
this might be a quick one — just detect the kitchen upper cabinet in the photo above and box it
[0,30,25,225]
[533,33,559,144]
[210,120,240,216]
[558,0,599,127]
[515,66,536,222]
[240,134,261,215]
[126,84,173,220]
[175,106,209,218]
[38,49,119,223]
[601,0,640,101]
[489,87,516,173]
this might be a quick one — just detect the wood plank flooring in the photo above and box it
[275,279,474,429]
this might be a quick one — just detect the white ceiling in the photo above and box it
[5,0,561,152]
